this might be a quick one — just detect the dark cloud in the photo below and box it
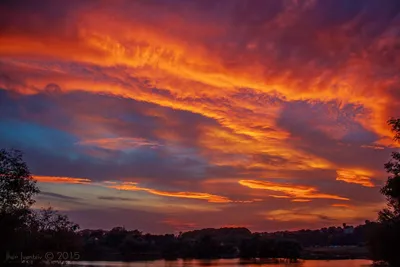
[0,0,96,38]
[277,99,393,172]
[98,196,138,202]
[39,191,81,201]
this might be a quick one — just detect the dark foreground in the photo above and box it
[68,259,372,267]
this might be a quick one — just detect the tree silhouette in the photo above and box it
[0,149,39,212]
[380,119,400,222]
[368,118,400,266]
[0,149,39,261]
[29,207,80,253]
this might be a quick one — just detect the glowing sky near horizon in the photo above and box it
[1,0,400,233]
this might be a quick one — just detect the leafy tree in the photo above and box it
[0,149,39,212]
[368,118,400,266]
[0,149,39,261]
[29,207,80,251]
[379,119,400,222]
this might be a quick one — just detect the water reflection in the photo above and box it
[70,259,372,267]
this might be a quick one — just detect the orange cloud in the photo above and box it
[336,169,375,187]
[1,4,396,140]
[108,182,233,203]
[265,203,382,223]
[0,30,388,189]
[291,199,312,203]
[1,1,398,149]
[107,181,260,204]
[34,175,91,184]
[1,19,393,145]
[269,195,292,199]
[239,180,349,201]
[264,210,327,222]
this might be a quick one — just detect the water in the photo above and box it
[70,259,372,267]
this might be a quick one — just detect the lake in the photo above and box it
[70,259,373,267]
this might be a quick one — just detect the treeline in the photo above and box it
[262,222,374,247]
[79,227,301,261]
[76,222,379,261]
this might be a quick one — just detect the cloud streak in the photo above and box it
[239,180,349,201]
[34,175,91,184]
[108,182,234,203]
[336,169,375,187]
[77,137,162,151]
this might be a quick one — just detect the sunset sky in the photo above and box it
[1,0,400,234]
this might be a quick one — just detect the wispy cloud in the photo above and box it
[34,175,91,184]
[39,191,81,201]
[239,180,349,201]
[336,169,375,187]
[264,210,335,223]
[77,137,162,150]
[98,196,138,202]
[291,199,311,203]
[108,182,233,203]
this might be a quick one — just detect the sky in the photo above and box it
[1,0,400,234]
